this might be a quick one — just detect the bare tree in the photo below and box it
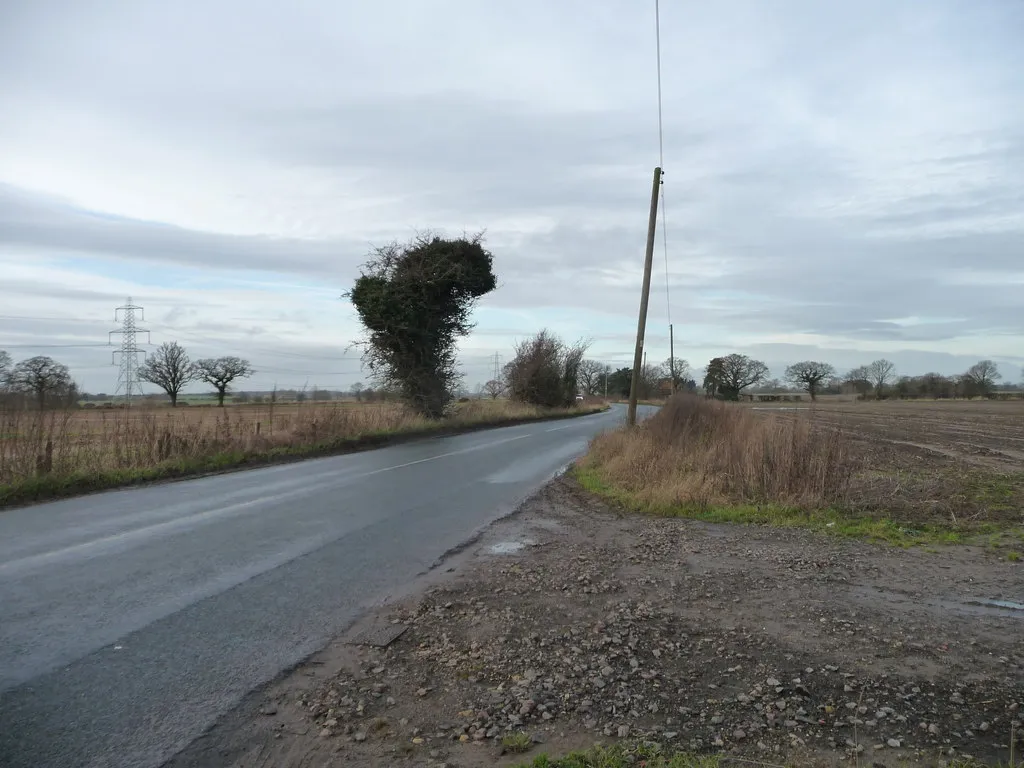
[637,362,667,399]
[784,361,836,401]
[705,353,769,400]
[843,366,871,397]
[577,359,610,396]
[866,359,896,399]
[482,379,507,399]
[193,356,254,406]
[664,357,691,391]
[138,341,196,407]
[8,355,74,409]
[0,349,11,393]
[963,359,1001,396]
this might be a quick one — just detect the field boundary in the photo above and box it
[570,463,1008,548]
[0,404,611,510]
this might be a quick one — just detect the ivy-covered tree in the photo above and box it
[347,233,497,419]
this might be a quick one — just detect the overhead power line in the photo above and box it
[654,0,677,394]
[0,343,111,349]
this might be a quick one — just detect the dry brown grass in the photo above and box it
[583,395,855,510]
[0,398,600,505]
[579,395,1024,547]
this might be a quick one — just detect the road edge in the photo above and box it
[159,465,587,768]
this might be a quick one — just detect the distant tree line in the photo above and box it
[0,351,78,409]
[137,342,253,406]
[691,354,1019,401]
[0,344,255,410]
[472,348,1020,406]
[570,359,697,401]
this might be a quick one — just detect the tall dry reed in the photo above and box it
[583,395,855,509]
[0,398,591,489]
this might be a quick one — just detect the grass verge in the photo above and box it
[574,464,1017,548]
[575,395,1023,549]
[0,402,608,509]
[513,743,721,768]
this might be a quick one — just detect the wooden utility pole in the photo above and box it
[627,167,662,427]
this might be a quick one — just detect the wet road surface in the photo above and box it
[0,405,646,768]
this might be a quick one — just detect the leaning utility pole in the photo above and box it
[627,167,662,427]
[109,297,150,408]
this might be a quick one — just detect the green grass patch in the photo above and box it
[0,405,608,509]
[502,731,533,754]
[963,473,1024,511]
[514,743,721,768]
[573,464,1020,549]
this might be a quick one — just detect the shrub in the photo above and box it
[505,330,588,408]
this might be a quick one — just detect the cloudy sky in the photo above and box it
[1,0,1022,394]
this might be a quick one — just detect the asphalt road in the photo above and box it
[0,404,648,768]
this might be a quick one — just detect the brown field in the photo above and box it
[754,398,1024,472]
[763,399,1024,528]
[0,399,601,503]
[581,396,1024,543]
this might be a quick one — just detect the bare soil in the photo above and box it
[786,400,1024,474]
[171,477,1024,768]
[760,401,1024,527]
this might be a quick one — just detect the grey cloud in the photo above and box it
[3,0,1024,384]
[0,277,129,304]
[4,177,1022,351]
[0,184,367,278]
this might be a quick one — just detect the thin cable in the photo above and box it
[655,0,672,327]
[655,0,665,169]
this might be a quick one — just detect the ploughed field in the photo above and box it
[755,399,1024,530]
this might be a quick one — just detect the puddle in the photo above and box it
[966,598,1024,612]
[486,539,535,555]
[850,585,1024,620]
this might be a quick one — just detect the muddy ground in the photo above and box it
[754,400,1024,529]
[170,477,1023,768]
